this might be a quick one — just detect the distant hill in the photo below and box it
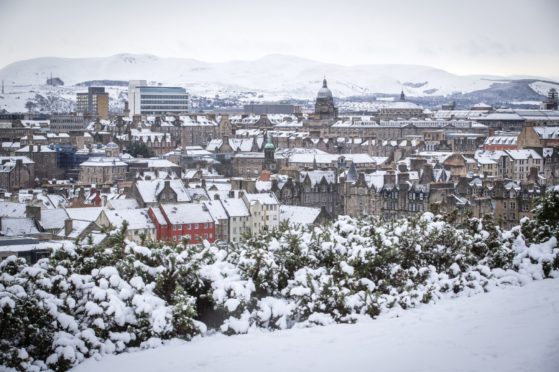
[1,53,557,100]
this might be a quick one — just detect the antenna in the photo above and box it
[1,80,4,94]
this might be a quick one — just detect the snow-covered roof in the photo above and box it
[280,205,320,225]
[180,115,218,127]
[243,192,279,206]
[103,208,154,230]
[56,219,92,239]
[221,198,250,217]
[505,149,542,160]
[364,172,386,190]
[106,199,140,210]
[300,170,336,186]
[0,218,40,236]
[126,158,180,169]
[40,208,69,231]
[484,136,518,146]
[160,204,214,225]
[149,207,167,226]
[15,145,55,153]
[533,126,559,139]
[0,202,27,218]
[65,207,103,222]
[203,200,228,222]
[481,112,524,121]
[80,157,128,167]
[289,153,379,166]
[135,179,191,204]
[477,158,497,165]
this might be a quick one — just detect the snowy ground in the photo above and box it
[74,279,559,372]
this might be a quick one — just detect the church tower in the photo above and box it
[264,131,276,172]
[314,77,338,120]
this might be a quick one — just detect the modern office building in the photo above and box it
[76,87,109,119]
[128,80,189,116]
[50,114,87,132]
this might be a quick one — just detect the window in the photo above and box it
[194,223,199,229]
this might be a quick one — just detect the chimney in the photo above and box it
[228,190,234,198]
[527,167,539,183]
[64,219,73,236]
[398,172,410,185]
[420,163,434,184]
[383,171,396,185]
[214,193,220,200]
[25,205,41,220]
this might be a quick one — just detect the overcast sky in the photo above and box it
[1,0,558,78]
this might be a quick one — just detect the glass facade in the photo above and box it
[138,87,189,114]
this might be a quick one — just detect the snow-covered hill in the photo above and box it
[73,278,559,372]
[1,53,557,99]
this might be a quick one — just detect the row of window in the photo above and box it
[140,100,188,105]
[141,106,189,110]
[172,223,211,230]
[140,95,188,100]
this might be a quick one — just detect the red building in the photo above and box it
[148,203,216,243]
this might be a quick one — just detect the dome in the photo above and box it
[317,78,332,99]
[106,142,119,148]
[264,132,275,150]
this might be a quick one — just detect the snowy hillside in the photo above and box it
[1,53,557,100]
[74,278,559,372]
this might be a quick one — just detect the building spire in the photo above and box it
[322,75,327,88]
[1,80,3,95]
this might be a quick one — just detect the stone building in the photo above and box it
[314,78,338,120]
[232,152,265,177]
[378,101,425,121]
[0,156,35,191]
[517,124,559,148]
[118,129,176,156]
[273,170,340,217]
[132,178,191,207]
[15,144,60,181]
[180,115,219,147]
[78,158,128,184]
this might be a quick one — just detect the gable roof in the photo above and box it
[135,179,191,204]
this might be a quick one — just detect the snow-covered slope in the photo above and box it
[74,278,559,372]
[0,53,555,99]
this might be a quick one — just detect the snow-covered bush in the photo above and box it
[2,200,559,371]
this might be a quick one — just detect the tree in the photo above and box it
[522,188,559,243]
[125,143,154,158]
[25,101,37,115]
